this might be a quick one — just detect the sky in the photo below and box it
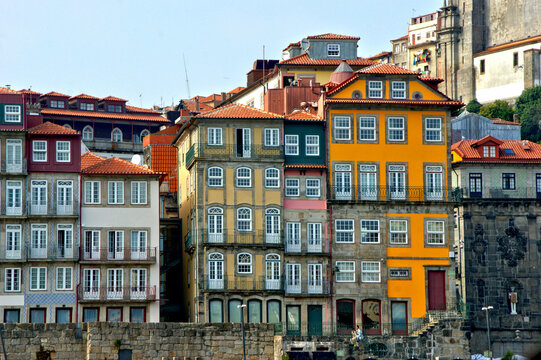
[0,0,442,108]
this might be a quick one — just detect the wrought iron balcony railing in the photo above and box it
[27,245,79,261]
[284,279,330,295]
[78,285,156,302]
[456,186,541,200]
[329,185,457,202]
[200,275,284,292]
[201,230,284,247]
[285,238,330,254]
[185,142,283,168]
[81,247,157,262]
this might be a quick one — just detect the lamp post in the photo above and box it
[482,306,494,360]
[238,304,247,360]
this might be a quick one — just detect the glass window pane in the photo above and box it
[4,309,20,323]
[130,308,145,323]
[56,309,71,323]
[209,300,223,323]
[83,308,98,322]
[248,300,261,323]
[229,300,242,323]
[267,300,281,324]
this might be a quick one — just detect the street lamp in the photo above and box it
[238,304,247,360]
[482,306,494,360]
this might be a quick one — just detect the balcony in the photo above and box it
[1,159,27,174]
[201,275,283,292]
[285,280,330,296]
[80,247,157,263]
[83,139,143,154]
[201,230,284,248]
[456,187,541,200]
[27,201,79,216]
[27,245,79,261]
[78,285,156,302]
[185,142,283,168]
[184,232,194,253]
[5,206,23,216]
[5,249,23,260]
[285,238,330,255]
[329,186,456,202]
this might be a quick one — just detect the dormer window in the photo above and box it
[50,100,65,108]
[483,146,496,157]
[327,44,340,57]
[80,103,95,111]
[391,81,406,99]
[4,105,21,123]
[108,105,122,113]
[368,81,383,98]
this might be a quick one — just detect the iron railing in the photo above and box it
[185,142,283,168]
[284,279,330,295]
[27,245,79,261]
[284,238,330,255]
[80,247,157,262]
[201,230,284,247]
[200,275,284,292]
[329,185,457,202]
[27,200,80,216]
[456,186,541,200]
[1,159,27,174]
[78,285,156,301]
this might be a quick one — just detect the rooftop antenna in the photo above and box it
[183,53,191,99]
[262,45,266,95]
[139,94,142,107]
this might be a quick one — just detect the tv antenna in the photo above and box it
[183,53,191,99]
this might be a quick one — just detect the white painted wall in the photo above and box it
[234,74,280,109]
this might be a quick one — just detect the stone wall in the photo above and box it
[0,322,276,360]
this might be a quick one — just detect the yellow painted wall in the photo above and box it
[282,69,335,86]
[332,78,446,101]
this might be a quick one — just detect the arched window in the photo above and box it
[236,167,252,187]
[265,168,280,188]
[208,252,224,290]
[111,128,123,142]
[265,208,280,244]
[267,300,281,324]
[208,167,223,187]
[248,299,262,323]
[237,253,252,274]
[208,207,223,243]
[208,252,223,260]
[228,299,242,323]
[237,208,252,231]
[140,129,150,140]
[82,125,93,141]
[265,254,280,290]
[209,299,223,323]
[362,299,381,335]
[63,124,72,129]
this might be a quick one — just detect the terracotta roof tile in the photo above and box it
[391,35,409,42]
[153,124,181,135]
[125,105,160,114]
[326,98,463,107]
[285,110,323,121]
[418,76,444,83]
[279,53,374,66]
[195,103,283,119]
[228,86,246,94]
[475,34,541,56]
[70,93,99,100]
[358,63,421,75]
[81,151,106,170]
[285,164,327,169]
[149,145,178,192]
[42,91,70,98]
[40,108,169,123]
[368,51,392,60]
[82,155,159,175]
[282,41,301,51]
[100,96,126,102]
[452,137,541,162]
[307,33,360,40]
[18,89,41,95]
[490,118,521,126]
[0,87,21,94]
[28,121,79,135]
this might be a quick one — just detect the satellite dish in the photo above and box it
[131,154,142,165]
[301,38,309,51]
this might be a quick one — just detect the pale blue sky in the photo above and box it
[0,0,441,108]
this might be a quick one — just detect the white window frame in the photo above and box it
[368,81,383,98]
[6,139,22,171]
[237,207,252,231]
[327,43,340,57]
[284,135,299,155]
[237,253,252,274]
[264,128,280,147]
[56,141,70,162]
[359,117,376,141]
[336,261,355,282]
[388,117,405,141]
[6,225,21,259]
[207,127,223,146]
[305,178,321,197]
[483,146,496,158]
[111,128,123,142]
[265,168,280,188]
[305,135,319,156]
[360,220,380,244]
[5,105,21,123]
[50,100,65,108]
[56,267,73,290]
[32,140,47,162]
[427,220,445,245]
[390,269,409,277]
[236,167,252,188]
[131,181,147,204]
[84,181,101,204]
[334,116,351,140]
[82,125,94,141]
[285,178,299,197]
[335,219,354,243]
[391,81,406,99]
[425,118,442,142]
[208,167,223,187]
[6,180,22,215]
[361,261,381,283]
[107,181,124,204]
[30,267,47,291]
[389,220,408,245]
[5,268,21,292]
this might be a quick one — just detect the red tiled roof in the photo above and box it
[40,108,169,123]
[0,87,21,94]
[82,155,159,175]
[475,34,541,56]
[326,98,463,107]
[42,91,70,98]
[149,145,178,192]
[279,53,374,66]
[282,41,301,51]
[391,35,409,42]
[70,93,99,100]
[81,151,106,170]
[452,137,541,162]
[27,121,79,135]
[153,124,181,135]
[307,33,360,40]
[125,105,160,114]
[285,110,323,121]
[418,76,444,83]
[490,118,521,126]
[228,86,246,94]
[285,164,327,169]
[368,51,392,60]
[358,63,421,75]
[195,103,283,119]
[18,89,41,95]
[182,98,214,114]
[100,96,126,102]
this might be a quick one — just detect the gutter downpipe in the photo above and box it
[323,98,334,333]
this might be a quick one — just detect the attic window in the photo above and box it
[327,44,340,57]
[502,149,515,156]
[352,90,362,99]
[483,146,496,157]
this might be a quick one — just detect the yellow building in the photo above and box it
[323,63,462,334]
[173,104,286,324]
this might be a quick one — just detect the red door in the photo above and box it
[428,271,446,310]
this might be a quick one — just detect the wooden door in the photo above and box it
[428,271,446,310]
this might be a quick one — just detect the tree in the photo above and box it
[465,99,482,113]
[515,86,541,142]
[478,100,514,121]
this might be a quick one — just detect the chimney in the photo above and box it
[195,96,200,113]
[5,85,11,89]
[221,92,226,102]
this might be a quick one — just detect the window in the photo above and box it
[334,116,351,140]
[111,128,123,142]
[265,168,280,188]
[84,181,101,204]
[237,208,252,231]
[140,129,150,141]
[5,268,20,292]
[285,178,299,197]
[32,140,47,162]
[209,299,223,323]
[502,173,516,190]
[208,167,223,187]
[286,222,301,252]
[285,135,299,155]
[286,263,301,294]
[327,44,340,56]
[483,146,496,157]
[480,59,485,74]
[57,226,72,260]
[237,253,252,274]
[389,220,408,244]
[30,267,47,290]
[108,104,122,113]
[5,105,21,122]
[6,225,21,259]
[82,126,93,140]
[426,220,445,244]
[236,167,252,187]
[31,180,47,215]
[305,135,319,156]
[368,81,383,98]
[390,269,409,277]
[207,128,223,145]
[362,300,381,334]
[425,118,441,142]
[6,139,22,171]
[56,141,70,162]
[6,180,22,215]
[107,269,123,298]
[335,219,354,243]
[80,103,94,111]
[306,179,321,197]
[513,52,519,67]
[56,267,73,290]
[360,220,380,243]
[391,81,406,99]
[336,261,355,282]
[130,307,146,323]
[108,181,124,204]
[361,261,381,282]
[248,299,262,323]
[57,180,73,213]
[106,307,122,322]
[30,308,46,323]
[394,44,400,53]
[388,117,405,141]
[359,117,376,141]
[228,300,242,323]
[267,300,281,324]
[108,231,124,259]
[50,100,65,108]
[264,128,279,147]
[30,224,47,258]
[4,309,20,323]
[83,307,99,322]
[131,181,147,204]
